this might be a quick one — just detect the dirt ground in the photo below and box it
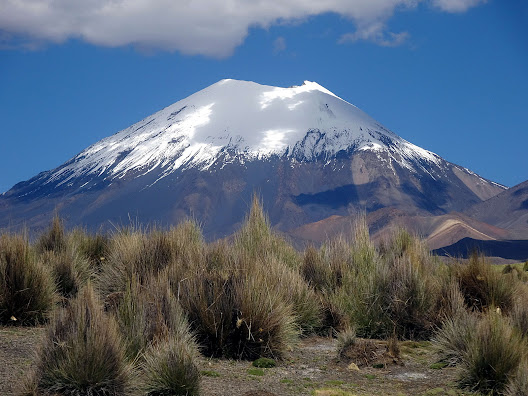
[0,326,477,396]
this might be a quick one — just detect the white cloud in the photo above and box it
[0,0,485,57]
[273,37,287,54]
[339,21,410,47]
[432,0,486,13]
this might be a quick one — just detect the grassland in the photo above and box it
[1,199,527,395]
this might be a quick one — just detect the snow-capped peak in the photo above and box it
[47,79,443,186]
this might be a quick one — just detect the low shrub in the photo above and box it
[26,284,130,395]
[0,234,56,325]
[336,327,356,359]
[252,357,276,368]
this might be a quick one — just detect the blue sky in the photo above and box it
[0,0,527,193]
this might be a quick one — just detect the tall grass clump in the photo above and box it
[454,253,516,313]
[264,255,323,335]
[69,228,110,271]
[98,227,175,296]
[433,310,479,366]
[41,246,91,300]
[111,274,199,363]
[505,359,528,396]
[141,334,200,396]
[176,253,298,359]
[234,195,300,269]
[0,234,56,325]
[302,237,352,332]
[458,312,525,395]
[233,196,321,336]
[176,269,237,357]
[35,215,66,254]
[168,219,205,271]
[510,285,528,338]
[107,273,201,395]
[336,228,442,339]
[234,264,298,359]
[26,284,130,395]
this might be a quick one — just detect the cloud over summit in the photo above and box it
[0,0,485,56]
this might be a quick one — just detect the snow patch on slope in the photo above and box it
[46,79,446,186]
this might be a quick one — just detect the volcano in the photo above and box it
[0,79,505,239]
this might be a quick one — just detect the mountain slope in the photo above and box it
[0,79,505,237]
[287,208,511,250]
[465,179,528,237]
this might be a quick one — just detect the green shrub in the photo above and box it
[27,284,130,395]
[0,234,56,325]
[458,312,525,395]
[252,357,276,368]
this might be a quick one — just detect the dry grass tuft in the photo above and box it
[458,311,525,395]
[0,234,56,325]
[26,284,130,395]
[454,253,516,313]
[35,215,66,254]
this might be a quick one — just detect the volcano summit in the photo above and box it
[0,79,504,238]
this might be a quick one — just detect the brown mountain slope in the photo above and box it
[465,179,528,237]
[287,207,511,250]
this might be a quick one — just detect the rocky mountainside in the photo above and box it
[0,79,505,239]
